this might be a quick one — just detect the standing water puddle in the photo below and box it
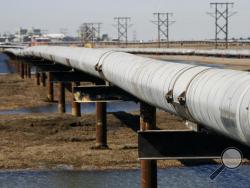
[0,53,15,74]
[0,102,139,115]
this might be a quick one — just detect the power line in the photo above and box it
[207,2,236,49]
[152,12,175,48]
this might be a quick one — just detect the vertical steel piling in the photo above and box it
[47,72,54,102]
[72,82,81,117]
[58,82,66,113]
[41,72,46,87]
[35,72,40,86]
[140,102,157,188]
[27,64,31,78]
[95,102,107,148]
[20,63,24,79]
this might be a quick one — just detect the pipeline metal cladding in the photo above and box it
[5,46,250,146]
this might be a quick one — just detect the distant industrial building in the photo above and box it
[13,27,70,43]
[0,33,15,44]
[14,27,42,42]
[43,33,66,42]
[101,34,109,41]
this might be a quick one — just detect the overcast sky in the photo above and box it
[0,0,249,40]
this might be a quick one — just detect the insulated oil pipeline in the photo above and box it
[5,46,250,146]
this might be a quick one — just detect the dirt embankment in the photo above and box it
[0,74,74,111]
[0,112,188,170]
[0,74,48,110]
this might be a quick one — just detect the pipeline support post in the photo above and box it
[140,102,157,188]
[41,72,46,87]
[25,64,28,78]
[35,72,40,86]
[95,102,107,148]
[58,82,66,113]
[27,64,31,78]
[20,63,24,79]
[16,61,20,74]
[24,63,27,78]
[47,72,54,102]
[72,82,81,117]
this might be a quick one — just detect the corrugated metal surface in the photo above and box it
[6,46,250,146]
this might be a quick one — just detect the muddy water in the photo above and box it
[0,101,139,115]
[0,53,15,74]
[0,165,250,188]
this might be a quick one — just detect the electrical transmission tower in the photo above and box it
[207,2,236,49]
[152,13,175,48]
[79,23,102,44]
[133,30,137,42]
[59,28,68,36]
[114,17,131,47]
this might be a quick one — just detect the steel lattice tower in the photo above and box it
[79,23,102,44]
[208,2,236,49]
[114,17,131,46]
[152,13,175,48]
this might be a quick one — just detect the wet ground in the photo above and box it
[0,102,139,115]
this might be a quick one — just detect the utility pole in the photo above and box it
[79,23,102,45]
[114,17,131,47]
[207,2,236,49]
[152,13,175,48]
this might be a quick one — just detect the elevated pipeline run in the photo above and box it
[5,46,250,147]
[110,48,250,58]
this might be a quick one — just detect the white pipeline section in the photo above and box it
[111,48,250,57]
[6,46,250,146]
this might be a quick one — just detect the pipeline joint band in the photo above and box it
[177,92,186,105]
[95,64,103,72]
[166,90,186,105]
[165,90,173,103]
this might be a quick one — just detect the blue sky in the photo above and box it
[0,0,249,40]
